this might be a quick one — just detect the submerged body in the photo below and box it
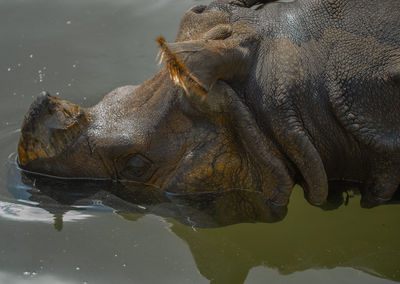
[18,0,400,208]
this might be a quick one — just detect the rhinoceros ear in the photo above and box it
[156,22,259,98]
[156,36,208,97]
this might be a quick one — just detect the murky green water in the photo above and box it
[0,0,399,283]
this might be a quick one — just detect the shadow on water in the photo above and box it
[4,159,400,283]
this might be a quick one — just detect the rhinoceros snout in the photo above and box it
[18,92,90,168]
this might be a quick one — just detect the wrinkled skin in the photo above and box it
[18,0,400,208]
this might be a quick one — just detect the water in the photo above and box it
[0,0,399,283]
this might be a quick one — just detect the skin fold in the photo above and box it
[18,0,400,208]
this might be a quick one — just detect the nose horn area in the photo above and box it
[18,92,90,168]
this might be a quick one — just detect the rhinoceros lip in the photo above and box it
[15,159,111,182]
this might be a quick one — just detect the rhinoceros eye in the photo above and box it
[120,154,153,181]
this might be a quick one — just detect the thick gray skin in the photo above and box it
[18,0,400,208]
[201,0,400,206]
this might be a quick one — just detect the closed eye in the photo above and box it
[119,154,154,182]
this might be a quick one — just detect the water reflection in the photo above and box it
[5,161,400,283]
[166,194,400,283]
[0,201,91,224]
[245,267,397,284]
[8,161,289,229]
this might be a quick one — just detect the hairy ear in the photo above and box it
[156,22,259,98]
[156,37,208,96]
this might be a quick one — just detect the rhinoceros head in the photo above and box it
[17,5,295,206]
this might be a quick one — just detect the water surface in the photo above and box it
[0,0,399,283]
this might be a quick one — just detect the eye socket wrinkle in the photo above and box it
[120,153,153,181]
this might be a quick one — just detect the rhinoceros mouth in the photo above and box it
[18,92,91,168]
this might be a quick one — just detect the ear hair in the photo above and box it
[156,36,208,97]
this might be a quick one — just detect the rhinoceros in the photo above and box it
[17,0,400,208]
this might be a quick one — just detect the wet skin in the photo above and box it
[18,0,400,208]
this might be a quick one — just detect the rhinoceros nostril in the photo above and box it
[23,91,52,120]
[18,92,90,167]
